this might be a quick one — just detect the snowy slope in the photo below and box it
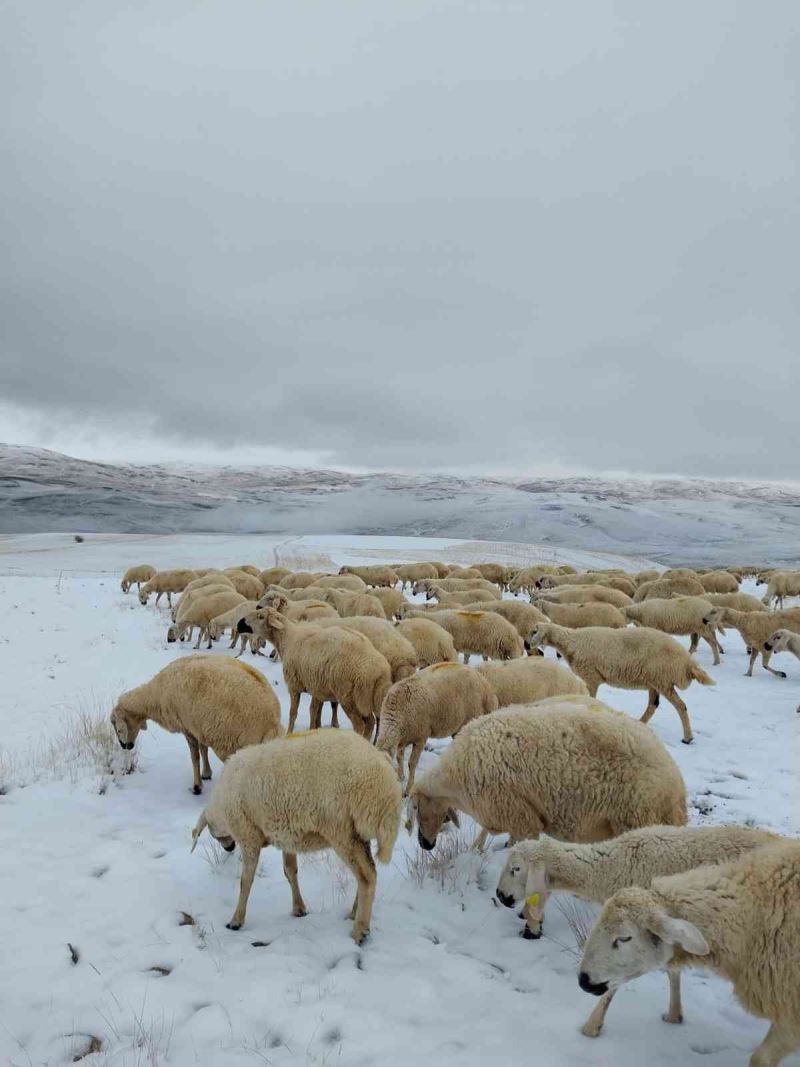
[3,444,800,566]
[0,534,798,1067]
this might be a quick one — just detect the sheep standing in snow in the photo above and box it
[110,657,282,794]
[497,825,778,1034]
[394,617,459,667]
[403,609,524,663]
[536,600,628,630]
[763,630,800,710]
[362,585,407,620]
[376,663,498,791]
[338,564,399,588]
[579,841,800,1065]
[191,729,402,943]
[760,570,800,609]
[532,585,632,609]
[633,576,707,602]
[257,566,292,587]
[528,623,713,744]
[719,608,800,677]
[312,573,367,592]
[410,699,687,852]
[418,577,502,599]
[138,569,198,608]
[318,588,387,619]
[475,657,588,708]
[702,591,768,613]
[435,589,499,607]
[624,596,725,664]
[120,564,156,593]
[393,562,439,589]
[696,570,739,594]
[167,589,246,649]
[311,615,418,682]
[459,599,548,653]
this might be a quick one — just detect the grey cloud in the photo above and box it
[1,0,799,478]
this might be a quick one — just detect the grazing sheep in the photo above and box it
[532,585,632,609]
[393,562,439,589]
[279,571,324,590]
[168,590,246,649]
[272,585,337,602]
[257,566,292,587]
[222,570,265,600]
[207,599,260,651]
[537,601,628,631]
[318,588,387,619]
[476,657,588,709]
[702,591,768,613]
[418,577,502,600]
[110,657,281,794]
[528,623,714,744]
[171,578,235,622]
[579,841,800,1065]
[120,564,156,593]
[394,617,459,667]
[237,608,391,737]
[191,729,402,943]
[312,616,418,682]
[403,609,524,664]
[458,600,548,653]
[363,585,407,620]
[376,663,498,791]
[499,827,778,1033]
[472,563,511,586]
[410,700,687,852]
[339,565,399,588]
[509,566,561,595]
[250,593,338,660]
[697,570,739,594]
[624,596,725,664]
[763,631,800,709]
[718,608,800,677]
[633,577,707,602]
[436,589,499,607]
[138,569,198,608]
[760,570,800,609]
[312,573,367,592]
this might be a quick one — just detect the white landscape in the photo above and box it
[0,533,797,1067]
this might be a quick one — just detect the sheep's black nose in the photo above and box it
[237,619,253,634]
[417,831,435,851]
[578,972,608,996]
[764,642,773,651]
[222,841,236,853]
[496,889,515,908]
[521,925,541,940]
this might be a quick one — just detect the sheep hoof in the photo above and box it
[201,771,212,781]
[779,672,787,679]
[226,921,242,931]
[681,738,694,745]
[662,1012,683,1025]
[580,1023,602,1039]
[192,785,202,795]
[351,926,370,945]
[292,906,308,918]
[520,925,541,940]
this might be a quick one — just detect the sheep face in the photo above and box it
[496,847,548,934]
[527,625,550,651]
[499,633,524,660]
[110,703,147,750]
[166,624,180,643]
[138,589,149,605]
[764,629,791,653]
[701,607,726,633]
[410,791,460,850]
[579,888,709,998]
[536,576,557,589]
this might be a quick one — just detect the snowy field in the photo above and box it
[0,532,798,1067]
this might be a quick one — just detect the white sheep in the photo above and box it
[528,623,714,744]
[257,566,292,587]
[312,573,367,592]
[207,599,260,652]
[718,608,800,677]
[278,571,324,589]
[403,609,524,663]
[633,576,707,602]
[624,596,725,664]
[318,588,387,619]
[170,577,235,623]
[410,700,687,852]
[579,841,800,1065]
[362,585,407,620]
[191,729,402,943]
[338,564,399,588]
[459,599,549,653]
[394,617,459,667]
[702,591,769,613]
[475,657,588,708]
[435,589,499,607]
[696,570,740,594]
[532,585,632,609]
[222,570,265,600]
[376,663,498,792]
[536,600,628,630]
[497,825,778,1035]
[393,562,439,589]
[760,570,800,608]
[138,569,198,607]
[167,589,246,649]
[110,657,282,794]
[312,615,418,682]
[763,630,800,710]
[417,577,502,599]
[120,564,156,593]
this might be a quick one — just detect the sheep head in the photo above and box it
[110,699,148,750]
[408,785,460,851]
[764,628,792,653]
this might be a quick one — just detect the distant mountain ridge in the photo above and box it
[1,444,798,566]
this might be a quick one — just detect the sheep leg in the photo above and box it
[288,691,301,733]
[662,969,683,1024]
[227,843,260,930]
[761,650,787,679]
[167,592,173,608]
[662,686,694,744]
[339,838,377,944]
[155,592,163,607]
[701,631,720,665]
[309,698,323,730]
[199,745,212,781]
[404,741,424,795]
[749,1022,798,1067]
[745,647,759,676]
[472,827,489,851]
[329,700,339,728]
[462,652,470,664]
[581,989,615,1038]
[688,633,699,654]
[640,689,660,724]
[185,734,203,794]
[396,745,406,781]
[281,851,308,917]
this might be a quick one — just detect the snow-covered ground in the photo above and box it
[0,533,798,1067]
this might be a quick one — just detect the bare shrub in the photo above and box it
[404,828,490,893]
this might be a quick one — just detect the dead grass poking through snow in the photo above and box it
[404,829,490,894]
[550,896,598,958]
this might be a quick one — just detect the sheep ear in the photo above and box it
[446,807,460,828]
[649,914,709,956]
[190,815,208,853]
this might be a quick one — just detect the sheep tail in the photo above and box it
[690,662,715,686]
[190,813,208,853]
[375,800,401,864]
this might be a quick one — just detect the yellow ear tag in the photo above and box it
[526,893,540,907]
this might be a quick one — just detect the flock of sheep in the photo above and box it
[114,558,800,1066]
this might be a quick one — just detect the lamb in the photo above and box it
[362,585,407,620]
[537,600,628,630]
[168,589,246,649]
[221,570,265,600]
[191,729,402,943]
[376,663,499,791]
[435,589,499,607]
[393,562,439,588]
[110,657,282,794]
[476,657,588,709]
[579,841,800,1065]
[458,600,548,653]
[318,588,387,619]
[531,585,632,609]
[410,700,687,853]
[718,607,800,677]
[702,591,768,613]
[696,570,740,594]
[403,609,524,663]
[633,576,707,602]
[760,570,800,609]
[528,623,714,744]
[120,564,156,593]
[311,615,418,682]
[338,565,399,588]
[257,566,292,587]
[394,617,459,667]
[500,827,780,1041]
[312,573,367,592]
[237,608,391,737]
[624,596,725,664]
[138,569,198,607]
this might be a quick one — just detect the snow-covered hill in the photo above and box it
[2,444,799,565]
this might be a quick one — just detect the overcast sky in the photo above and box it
[1,0,798,478]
